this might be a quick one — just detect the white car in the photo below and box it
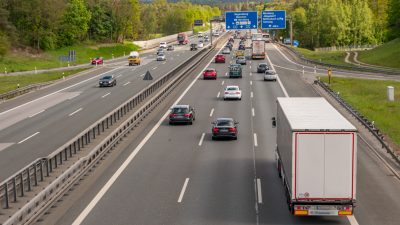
[223,85,242,100]
[159,42,167,48]
[198,42,204,48]
[197,32,203,38]
[222,48,231,54]
[264,70,277,81]
[157,53,166,61]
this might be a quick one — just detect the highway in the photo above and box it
[0,34,204,181]
[33,37,400,225]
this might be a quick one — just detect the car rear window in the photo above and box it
[259,64,267,67]
[172,108,189,113]
[206,69,215,72]
[216,120,234,126]
[227,87,238,91]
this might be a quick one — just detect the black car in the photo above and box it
[190,43,198,51]
[257,63,270,73]
[169,105,196,125]
[238,44,246,50]
[229,37,234,43]
[167,45,174,51]
[99,75,116,87]
[212,118,238,140]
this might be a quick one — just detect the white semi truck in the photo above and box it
[251,40,265,59]
[273,97,357,216]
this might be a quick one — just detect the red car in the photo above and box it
[203,68,217,80]
[215,54,225,63]
[91,57,103,65]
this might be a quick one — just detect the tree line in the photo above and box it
[0,0,220,56]
[256,0,400,48]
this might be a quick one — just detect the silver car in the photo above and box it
[264,70,277,81]
[236,56,246,65]
[222,48,231,54]
[157,53,166,61]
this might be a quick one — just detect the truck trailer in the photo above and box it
[251,40,265,59]
[274,97,357,216]
[177,32,189,45]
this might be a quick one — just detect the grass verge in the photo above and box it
[320,76,400,147]
[358,38,400,69]
[0,42,140,73]
[0,68,87,94]
[292,47,350,66]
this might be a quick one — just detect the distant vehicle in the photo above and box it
[251,33,263,41]
[198,42,204,48]
[214,54,225,63]
[252,40,265,59]
[274,97,357,216]
[99,75,116,87]
[284,38,292,45]
[222,48,231,54]
[159,42,167,48]
[264,70,277,81]
[204,36,209,42]
[203,68,217,80]
[236,56,246,65]
[167,45,174,51]
[156,53,166,61]
[223,85,242,100]
[235,50,244,58]
[229,37,234,43]
[257,63,269,73]
[91,57,103,65]
[238,44,246,50]
[213,31,220,37]
[197,32,203,38]
[190,43,198,51]
[177,32,189,45]
[262,33,271,43]
[211,118,238,140]
[225,43,233,51]
[169,105,196,125]
[229,64,242,78]
[156,48,164,55]
[128,51,141,66]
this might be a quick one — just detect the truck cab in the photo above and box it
[128,51,141,66]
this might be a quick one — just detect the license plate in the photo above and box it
[308,210,338,216]
[220,129,228,132]
[176,116,184,118]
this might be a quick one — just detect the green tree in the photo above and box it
[58,0,91,46]
[388,0,400,38]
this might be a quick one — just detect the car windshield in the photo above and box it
[158,53,164,56]
[216,120,234,127]
[227,87,238,91]
[171,107,189,113]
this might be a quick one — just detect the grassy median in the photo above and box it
[320,76,400,147]
[0,69,87,94]
[358,38,400,69]
[0,42,139,73]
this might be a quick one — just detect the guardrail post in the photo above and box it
[47,159,51,175]
[54,155,58,168]
[65,147,68,161]
[93,127,96,139]
[74,142,77,154]
[40,162,44,181]
[98,124,101,135]
[102,121,105,132]
[88,131,91,143]
[69,145,73,157]
[20,173,24,196]
[27,168,31,191]
[59,151,63,165]
[4,183,9,208]
[13,178,17,202]
[34,165,38,186]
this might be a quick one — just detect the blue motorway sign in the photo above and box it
[225,11,258,30]
[261,10,286,29]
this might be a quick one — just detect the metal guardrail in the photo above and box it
[0,82,54,101]
[314,79,400,165]
[0,33,227,225]
[277,43,400,75]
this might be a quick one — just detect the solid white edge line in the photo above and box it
[198,133,205,146]
[71,38,227,225]
[177,178,190,203]
[209,108,214,117]
[217,91,220,98]
[347,215,360,225]
[101,93,111,98]
[28,110,45,118]
[69,108,82,117]
[18,132,40,144]
[265,51,289,97]
[252,108,255,117]
[254,133,258,147]
[0,67,120,116]
[257,178,262,204]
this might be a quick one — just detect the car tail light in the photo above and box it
[229,127,237,132]
[184,113,191,117]
[212,128,219,133]
[224,91,229,94]
[169,113,176,117]
[236,91,241,94]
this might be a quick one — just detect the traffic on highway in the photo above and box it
[0,8,399,225]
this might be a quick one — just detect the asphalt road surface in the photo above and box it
[37,37,400,225]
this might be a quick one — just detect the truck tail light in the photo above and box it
[294,205,308,216]
[338,206,353,215]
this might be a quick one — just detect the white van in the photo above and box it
[159,42,167,48]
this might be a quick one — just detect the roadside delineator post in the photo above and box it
[328,68,332,84]
[387,86,394,101]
